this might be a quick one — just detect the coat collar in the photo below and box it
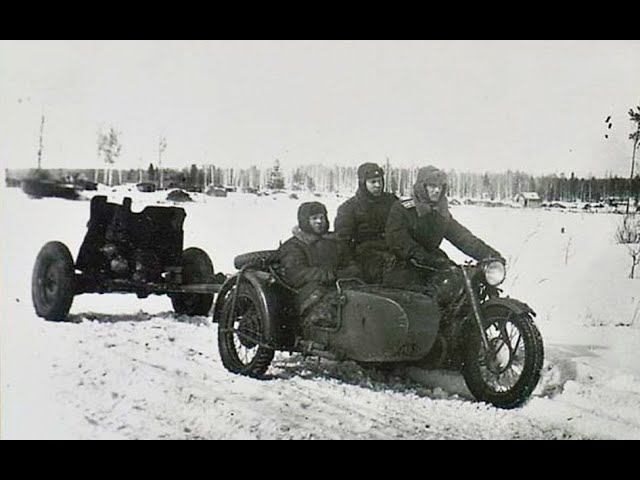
[292,226,333,245]
[412,193,450,218]
[356,186,390,205]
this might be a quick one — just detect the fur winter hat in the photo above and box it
[297,201,329,234]
[413,166,449,217]
[357,162,385,188]
[415,165,448,187]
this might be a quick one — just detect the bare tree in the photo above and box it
[615,214,640,279]
[97,127,122,186]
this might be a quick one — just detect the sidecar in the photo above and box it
[31,195,225,321]
[215,250,442,377]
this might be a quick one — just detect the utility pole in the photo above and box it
[37,114,45,169]
[626,119,639,214]
[158,136,167,189]
[385,157,391,193]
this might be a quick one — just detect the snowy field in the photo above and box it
[1,183,640,439]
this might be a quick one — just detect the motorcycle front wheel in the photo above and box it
[462,304,544,409]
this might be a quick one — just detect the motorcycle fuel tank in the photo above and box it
[313,286,440,363]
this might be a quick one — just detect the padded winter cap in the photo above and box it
[357,162,385,187]
[297,201,329,234]
[413,165,450,217]
[416,165,448,186]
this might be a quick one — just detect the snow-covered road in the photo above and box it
[2,186,640,439]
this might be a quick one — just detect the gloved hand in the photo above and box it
[483,254,506,266]
[337,263,363,280]
[319,267,337,285]
[411,250,452,270]
[410,249,431,266]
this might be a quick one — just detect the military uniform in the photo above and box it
[383,166,502,293]
[334,163,398,283]
[277,202,362,329]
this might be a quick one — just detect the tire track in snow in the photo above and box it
[40,314,588,439]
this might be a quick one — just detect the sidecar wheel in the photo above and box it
[32,241,75,321]
[170,247,214,316]
[218,282,274,378]
[462,305,544,409]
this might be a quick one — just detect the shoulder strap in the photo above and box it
[400,198,415,209]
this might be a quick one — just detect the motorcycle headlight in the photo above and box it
[482,261,506,286]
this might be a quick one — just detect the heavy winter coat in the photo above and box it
[335,188,398,247]
[384,165,502,291]
[334,188,397,282]
[277,227,361,314]
[385,199,502,267]
[383,198,502,291]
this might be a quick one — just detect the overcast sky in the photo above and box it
[1,40,638,177]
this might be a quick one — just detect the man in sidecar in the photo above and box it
[277,201,362,332]
[334,162,398,284]
[384,165,504,295]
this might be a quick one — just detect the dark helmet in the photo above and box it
[357,162,385,189]
[297,201,329,234]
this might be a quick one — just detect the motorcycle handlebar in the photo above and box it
[335,277,367,294]
[409,257,505,272]
[409,259,457,272]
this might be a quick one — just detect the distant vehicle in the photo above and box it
[583,202,605,210]
[136,182,156,193]
[22,178,80,200]
[5,177,21,188]
[542,202,566,209]
[31,196,224,322]
[166,189,193,202]
[215,251,544,409]
[74,179,98,191]
[206,186,227,197]
[606,197,626,207]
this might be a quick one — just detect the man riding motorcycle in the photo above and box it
[383,165,504,295]
[334,162,398,284]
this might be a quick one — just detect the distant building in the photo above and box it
[514,192,542,208]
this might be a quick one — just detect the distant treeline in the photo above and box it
[6,163,639,202]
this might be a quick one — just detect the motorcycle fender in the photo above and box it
[215,271,296,350]
[481,297,536,318]
[212,275,237,324]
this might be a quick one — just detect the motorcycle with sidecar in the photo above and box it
[215,251,544,409]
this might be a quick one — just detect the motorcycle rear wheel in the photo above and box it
[218,282,274,378]
[462,304,543,409]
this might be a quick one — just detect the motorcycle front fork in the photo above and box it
[460,266,491,353]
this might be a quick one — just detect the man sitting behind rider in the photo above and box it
[277,202,362,330]
[383,165,504,294]
[334,162,398,283]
